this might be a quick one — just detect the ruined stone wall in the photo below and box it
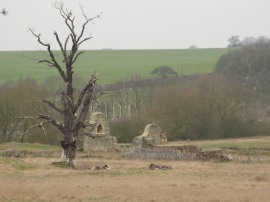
[83,116,231,161]
[133,123,167,148]
[123,146,231,161]
[83,112,119,152]
[84,135,118,152]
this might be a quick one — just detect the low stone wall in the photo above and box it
[123,147,232,162]
[123,147,188,160]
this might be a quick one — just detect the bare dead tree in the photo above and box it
[28,3,100,168]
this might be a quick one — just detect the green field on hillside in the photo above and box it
[0,48,228,85]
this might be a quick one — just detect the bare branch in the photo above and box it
[64,35,70,54]
[52,3,100,74]
[28,29,49,47]
[72,51,84,65]
[14,116,37,120]
[54,3,77,43]
[73,74,97,113]
[92,91,111,108]
[23,55,54,67]
[14,114,64,135]
[95,91,111,98]
[54,5,78,71]
[71,75,97,135]
[29,28,67,82]
[54,31,68,63]
[72,90,93,136]
[77,5,100,44]
[37,59,55,66]
[77,35,93,47]
[26,120,53,135]
[42,99,63,115]
[37,113,64,132]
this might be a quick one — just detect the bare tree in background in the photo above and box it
[29,3,100,168]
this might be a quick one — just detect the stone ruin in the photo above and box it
[123,145,232,161]
[133,123,167,148]
[125,124,232,161]
[83,112,232,161]
[83,112,118,152]
[83,113,168,153]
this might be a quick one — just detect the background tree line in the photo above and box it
[108,73,270,142]
[219,36,270,95]
[1,37,270,144]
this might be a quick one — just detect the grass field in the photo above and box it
[0,48,228,85]
[0,136,270,202]
[169,136,270,150]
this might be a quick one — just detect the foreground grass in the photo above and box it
[0,137,270,201]
[0,157,269,202]
[0,48,228,84]
[0,142,59,152]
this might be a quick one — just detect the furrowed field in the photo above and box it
[0,48,228,84]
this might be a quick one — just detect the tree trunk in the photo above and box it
[59,149,68,162]
[60,139,77,168]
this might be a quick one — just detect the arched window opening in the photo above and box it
[97,124,103,133]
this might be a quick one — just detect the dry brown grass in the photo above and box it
[0,155,270,202]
